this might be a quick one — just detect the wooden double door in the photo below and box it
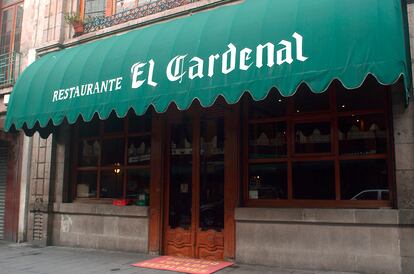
[163,107,237,260]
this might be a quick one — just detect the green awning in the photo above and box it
[5,0,412,133]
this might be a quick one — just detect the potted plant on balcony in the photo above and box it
[64,12,85,37]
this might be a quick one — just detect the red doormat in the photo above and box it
[132,256,234,274]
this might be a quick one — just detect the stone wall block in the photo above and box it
[37,163,45,179]
[401,257,414,274]
[38,147,46,163]
[97,235,118,250]
[355,254,401,274]
[35,180,44,196]
[78,233,98,249]
[103,216,119,236]
[395,144,414,171]
[84,216,104,235]
[118,217,147,237]
[39,137,47,148]
[369,227,400,256]
[117,236,148,253]
[396,170,414,209]
[393,114,414,145]
[400,227,414,257]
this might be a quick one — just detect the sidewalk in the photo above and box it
[0,241,356,274]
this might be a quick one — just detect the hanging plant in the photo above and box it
[64,12,85,37]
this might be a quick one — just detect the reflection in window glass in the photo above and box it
[199,118,224,231]
[127,136,151,165]
[249,89,286,118]
[294,85,330,113]
[249,164,288,200]
[295,122,331,154]
[115,0,136,13]
[79,117,100,137]
[77,172,97,198]
[169,121,192,229]
[339,114,387,155]
[78,140,100,167]
[337,77,386,112]
[249,122,287,159]
[340,160,388,200]
[127,169,150,203]
[128,112,151,133]
[293,161,335,200]
[100,170,123,198]
[101,138,125,166]
[84,0,107,18]
[104,113,124,133]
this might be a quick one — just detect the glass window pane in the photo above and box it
[169,120,192,229]
[128,112,151,133]
[78,140,100,167]
[249,164,288,200]
[126,169,150,204]
[293,161,335,200]
[295,122,331,154]
[77,172,97,198]
[337,77,386,112]
[78,117,100,138]
[340,160,388,200]
[294,85,330,113]
[249,89,286,118]
[103,113,124,133]
[0,9,12,55]
[100,170,123,198]
[84,0,107,18]
[199,118,224,231]
[101,138,125,166]
[249,122,287,159]
[339,114,387,155]
[127,136,151,165]
[116,0,136,13]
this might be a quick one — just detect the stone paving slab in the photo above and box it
[0,241,356,274]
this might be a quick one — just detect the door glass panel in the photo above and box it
[169,119,193,229]
[199,118,224,232]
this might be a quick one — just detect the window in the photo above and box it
[73,112,151,204]
[244,78,392,207]
[82,0,107,18]
[81,0,158,18]
[0,0,23,85]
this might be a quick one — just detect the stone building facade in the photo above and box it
[1,0,414,273]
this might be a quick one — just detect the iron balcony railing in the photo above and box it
[84,0,202,33]
[0,51,21,88]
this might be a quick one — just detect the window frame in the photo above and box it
[242,82,394,208]
[79,0,152,18]
[71,113,152,202]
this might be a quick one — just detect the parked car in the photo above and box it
[351,189,389,200]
